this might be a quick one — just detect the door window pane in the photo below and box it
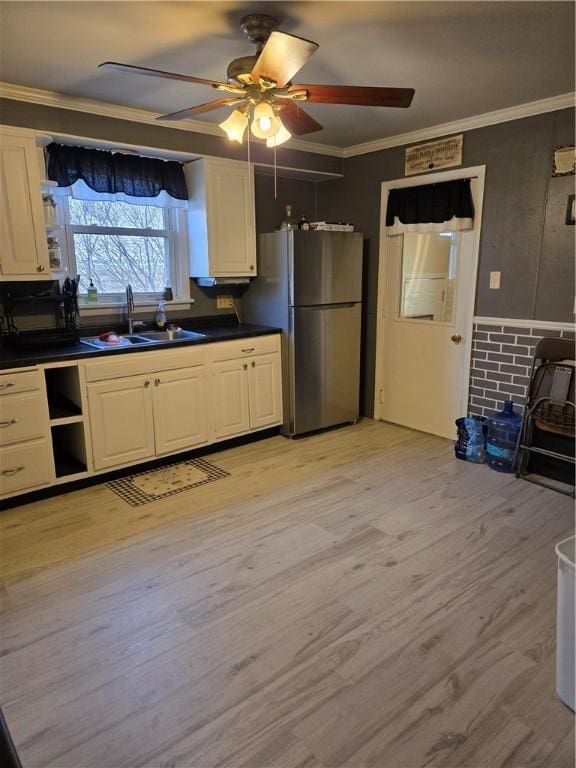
[73,233,168,293]
[399,232,457,322]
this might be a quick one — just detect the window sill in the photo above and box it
[78,299,194,314]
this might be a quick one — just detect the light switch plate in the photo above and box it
[217,295,234,309]
[489,271,501,290]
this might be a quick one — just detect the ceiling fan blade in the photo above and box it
[277,101,323,135]
[292,84,415,108]
[157,99,243,122]
[99,61,222,88]
[251,31,319,88]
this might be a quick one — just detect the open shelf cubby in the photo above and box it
[45,366,83,422]
[51,423,88,478]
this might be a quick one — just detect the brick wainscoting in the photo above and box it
[468,319,575,418]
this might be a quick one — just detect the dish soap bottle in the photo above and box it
[155,299,167,330]
[87,280,98,303]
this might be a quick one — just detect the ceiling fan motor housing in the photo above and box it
[240,14,278,47]
[227,55,258,84]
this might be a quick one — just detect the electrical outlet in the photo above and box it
[217,295,234,309]
[489,271,501,290]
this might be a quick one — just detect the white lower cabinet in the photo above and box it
[248,353,283,431]
[152,367,209,456]
[212,359,251,440]
[1,335,282,496]
[88,375,156,471]
[211,350,282,440]
[0,440,53,496]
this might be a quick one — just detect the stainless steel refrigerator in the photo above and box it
[243,230,363,437]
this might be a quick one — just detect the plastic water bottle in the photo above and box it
[455,416,486,463]
[485,400,522,472]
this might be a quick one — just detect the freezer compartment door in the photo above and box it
[290,303,361,435]
[290,231,363,306]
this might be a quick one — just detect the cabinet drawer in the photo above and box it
[0,439,52,495]
[208,335,280,363]
[0,369,41,395]
[0,390,48,446]
[83,346,206,382]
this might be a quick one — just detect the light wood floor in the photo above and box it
[0,419,574,768]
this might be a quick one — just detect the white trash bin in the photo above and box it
[555,535,575,711]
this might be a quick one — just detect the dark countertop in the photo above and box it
[0,319,281,370]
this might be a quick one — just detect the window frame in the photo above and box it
[55,194,190,307]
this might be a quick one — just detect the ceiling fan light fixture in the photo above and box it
[266,121,292,147]
[250,101,280,138]
[219,109,248,143]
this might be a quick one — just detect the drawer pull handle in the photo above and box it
[144,380,151,388]
[241,348,255,353]
[0,383,15,390]
[243,363,248,370]
[0,419,18,428]
[154,378,160,387]
[251,361,256,368]
[1,466,25,476]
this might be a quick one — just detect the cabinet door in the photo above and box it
[87,376,155,470]
[211,359,251,440]
[206,159,256,276]
[153,366,209,456]
[248,353,283,430]
[0,132,50,278]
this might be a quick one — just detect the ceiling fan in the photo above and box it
[99,13,415,147]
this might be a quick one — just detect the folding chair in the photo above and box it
[515,337,575,496]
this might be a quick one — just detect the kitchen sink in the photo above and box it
[139,329,207,341]
[80,334,153,349]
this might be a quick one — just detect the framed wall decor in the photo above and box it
[566,194,575,225]
[553,145,575,176]
[405,135,463,176]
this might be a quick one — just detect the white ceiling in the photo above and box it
[0,1,574,148]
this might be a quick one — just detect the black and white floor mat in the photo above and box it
[106,457,229,507]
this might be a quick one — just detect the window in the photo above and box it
[57,192,189,304]
[399,231,459,322]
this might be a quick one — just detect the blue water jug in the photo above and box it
[485,400,522,472]
[455,416,486,463]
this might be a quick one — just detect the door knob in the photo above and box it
[451,334,462,344]
[36,265,46,273]
[144,380,150,388]
[251,361,256,368]
[243,363,248,370]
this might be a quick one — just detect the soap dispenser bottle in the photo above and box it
[155,299,167,329]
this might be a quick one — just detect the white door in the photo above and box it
[0,131,50,278]
[211,359,251,439]
[248,353,282,430]
[153,366,209,455]
[375,171,484,439]
[207,159,256,276]
[88,376,155,470]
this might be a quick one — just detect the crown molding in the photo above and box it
[342,92,575,158]
[0,81,344,158]
[1,81,574,162]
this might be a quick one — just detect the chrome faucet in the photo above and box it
[125,284,145,335]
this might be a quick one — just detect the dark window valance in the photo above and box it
[386,178,474,234]
[46,143,188,201]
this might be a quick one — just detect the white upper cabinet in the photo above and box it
[0,127,51,280]
[185,157,257,278]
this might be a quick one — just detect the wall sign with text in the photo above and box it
[405,135,463,176]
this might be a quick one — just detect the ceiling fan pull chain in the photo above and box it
[246,119,252,204]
